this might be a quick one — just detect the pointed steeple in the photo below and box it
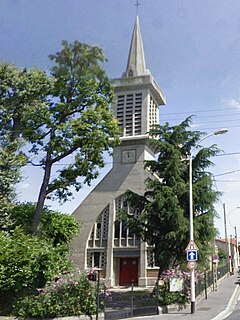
[123,15,149,78]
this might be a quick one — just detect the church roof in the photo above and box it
[124,15,149,78]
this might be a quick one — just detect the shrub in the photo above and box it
[13,270,97,318]
[157,266,204,307]
[0,227,72,293]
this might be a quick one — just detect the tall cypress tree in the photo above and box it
[126,117,220,274]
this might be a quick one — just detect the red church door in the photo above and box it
[119,258,138,286]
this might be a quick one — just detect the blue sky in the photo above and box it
[1,0,240,237]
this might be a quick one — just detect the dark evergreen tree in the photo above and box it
[125,117,221,274]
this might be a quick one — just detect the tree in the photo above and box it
[0,63,52,229]
[0,41,120,232]
[0,146,27,230]
[10,202,80,249]
[30,40,119,231]
[125,117,220,274]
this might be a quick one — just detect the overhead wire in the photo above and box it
[161,106,240,115]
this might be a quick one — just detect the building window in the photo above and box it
[149,96,157,129]
[88,205,109,248]
[116,93,142,137]
[114,194,140,247]
[147,249,156,268]
[114,220,120,238]
[87,251,106,269]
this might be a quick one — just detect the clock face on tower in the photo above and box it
[122,150,136,164]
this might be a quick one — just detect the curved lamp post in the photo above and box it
[189,128,228,314]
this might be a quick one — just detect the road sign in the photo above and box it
[188,261,197,269]
[187,250,197,261]
[185,240,198,251]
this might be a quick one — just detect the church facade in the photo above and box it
[71,16,166,287]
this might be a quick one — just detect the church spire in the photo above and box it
[123,15,149,78]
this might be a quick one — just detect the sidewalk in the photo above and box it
[131,271,240,320]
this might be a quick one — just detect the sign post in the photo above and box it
[186,240,199,313]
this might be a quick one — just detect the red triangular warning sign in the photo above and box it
[185,240,198,251]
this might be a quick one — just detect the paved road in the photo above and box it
[223,296,240,320]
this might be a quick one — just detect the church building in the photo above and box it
[71,15,166,287]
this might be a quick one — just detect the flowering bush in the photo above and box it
[13,270,98,318]
[157,266,204,307]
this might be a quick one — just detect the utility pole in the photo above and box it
[223,203,232,274]
[234,226,239,267]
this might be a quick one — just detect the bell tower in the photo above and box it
[112,15,165,170]
[72,15,166,287]
[114,15,165,139]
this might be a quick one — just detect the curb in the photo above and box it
[210,283,240,320]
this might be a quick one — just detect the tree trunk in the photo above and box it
[32,159,52,233]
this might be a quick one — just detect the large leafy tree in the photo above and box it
[30,41,119,231]
[0,64,49,229]
[0,40,120,232]
[125,117,220,274]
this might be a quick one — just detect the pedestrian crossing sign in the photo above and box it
[185,240,198,251]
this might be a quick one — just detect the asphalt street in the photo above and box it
[223,298,240,320]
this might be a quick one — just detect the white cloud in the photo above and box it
[19,183,30,189]
[190,123,200,129]
[227,99,240,109]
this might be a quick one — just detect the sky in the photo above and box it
[1,0,240,238]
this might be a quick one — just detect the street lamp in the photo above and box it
[189,128,228,314]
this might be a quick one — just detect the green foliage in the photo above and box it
[13,271,97,318]
[125,117,220,273]
[0,63,52,143]
[158,283,188,306]
[157,267,204,307]
[10,202,80,248]
[0,41,120,231]
[41,209,80,248]
[37,40,120,202]
[0,142,27,231]
[0,227,73,294]
[0,63,52,230]
[218,247,227,265]
[0,204,80,315]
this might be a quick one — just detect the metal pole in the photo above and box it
[189,154,195,314]
[230,235,233,273]
[234,226,239,268]
[204,269,207,300]
[96,271,100,320]
[131,279,134,317]
[188,129,227,315]
[223,203,230,274]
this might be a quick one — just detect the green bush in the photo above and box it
[157,266,204,307]
[13,271,97,318]
[10,203,80,248]
[0,227,72,293]
[158,283,189,306]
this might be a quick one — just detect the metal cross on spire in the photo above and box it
[134,0,141,14]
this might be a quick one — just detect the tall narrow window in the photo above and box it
[114,194,140,247]
[116,93,142,137]
[149,96,157,129]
